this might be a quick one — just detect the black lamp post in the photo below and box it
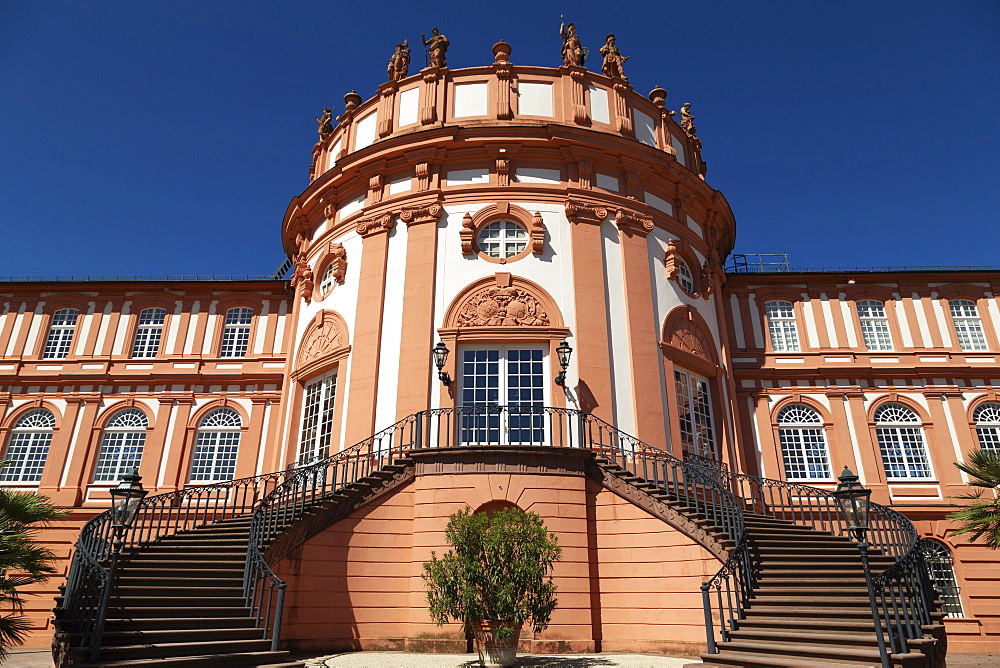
[432,341,451,386]
[92,468,147,662]
[831,466,888,666]
[554,340,573,386]
[109,468,148,540]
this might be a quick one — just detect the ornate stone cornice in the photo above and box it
[565,198,609,225]
[615,208,654,235]
[399,199,444,227]
[356,212,394,237]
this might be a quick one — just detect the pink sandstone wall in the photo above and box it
[273,466,720,655]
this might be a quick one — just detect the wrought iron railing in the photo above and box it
[62,405,936,668]
[59,471,289,660]
[697,469,938,666]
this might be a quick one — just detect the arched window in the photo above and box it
[189,408,242,483]
[0,409,55,483]
[131,307,167,358]
[677,259,695,293]
[298,373,337,464]
[675,369,715,459]
[93,408,148,482]
[777,404,831,480]
[949,299,988,351]
[42,308,80,359]
[857,300,893,351]
[764,300,799,352]
[918,538,964,618]
[874,403,931,479]
[220,307,253,358]
[973,402,1000,451]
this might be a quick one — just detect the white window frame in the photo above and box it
[857,299,893,351]
[677,259,695,293]
[675,369,716,459]
[776,404,832,480]
[298,372,337,465]
[874,403,933,479]
[131,307,167,358]
[93,408,148,483]
[189,407,242,482]
[0,409,55,483]
[476,220,529,259]
[764,300,800,352]
[949,299,988,352]
[319,264,337,296]
[42,308,80,359]
[220,307,253,358]
[457,345,549,445]
[973,402,1000,451]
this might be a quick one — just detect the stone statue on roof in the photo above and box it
[315,107,333,139]
[421,27,449,68]
[387,40,411,82]
[599,33,628,80]
[560,18,587,67]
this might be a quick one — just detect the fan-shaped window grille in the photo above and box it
[949,299,988,352]
[764,300,799,352]
[0,409,55,483]
[875,403,931,479]
[189,408,242,482]
[777,404,831,480]
[857,300,893,352]
[131,307,167,358]
[42,308,80,359]
[918,539,964,618]
[319,264,337,296]
[220,307,253,358]
[677,260,695,293]
[93,408,149,482]
[973,402,1000,451]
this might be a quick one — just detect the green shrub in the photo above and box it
[422,506,562,640]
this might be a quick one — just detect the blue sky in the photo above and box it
[2,1,998,277]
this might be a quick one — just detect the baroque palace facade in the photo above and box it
[3,35,998,664]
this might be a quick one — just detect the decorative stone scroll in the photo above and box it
[290,255,314,304]
[564,199,608,225]
[664,239,683,281]
[701,247,726,298]
[356,213,394,237]
[399,199,443,227]
[615,208,654,235]
[530,212,545,255]
[323,242,348,285]
[296,309,350,375]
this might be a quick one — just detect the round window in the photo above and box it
[477,220,528,260]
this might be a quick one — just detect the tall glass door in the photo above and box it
[458,346,546,444]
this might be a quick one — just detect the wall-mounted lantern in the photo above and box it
[432,341,452,386]
[554,340,573,386]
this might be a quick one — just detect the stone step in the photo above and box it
[105,605,253,619]
[737,618,880,635]
[103,616,258,632]
[71,638,274,662]
[99,627,265,645]
[69,650,300,667]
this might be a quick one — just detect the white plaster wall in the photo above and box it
[73,303,96,356]
[354,113,377,152]
[111,302,132,355]
[22,303,43,356]
[389,177,412,195]
[518,82,553,117]
[644,192,673,216]
[513,168,560,184]
[294,231,363,354]
[635,110,657,147]
[445,169,489,186]
[431,202,579,408]
[589,86,610,125]
[339,195,365,220]
[3,303,26,356]
[601,220,635,436]
[373,222,408,432]
[595,173,618,192]
[671,136,687,167]
[454,82,488,117]
[398,87,419,127]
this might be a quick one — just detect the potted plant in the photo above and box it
[422,506,562,667]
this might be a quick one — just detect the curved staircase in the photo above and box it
[55,406,946,668]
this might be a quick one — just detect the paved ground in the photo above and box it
[299,653,701,667]
[7,646,998,667]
